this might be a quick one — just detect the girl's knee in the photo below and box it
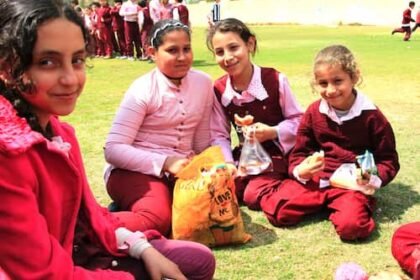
[334,218,375,240]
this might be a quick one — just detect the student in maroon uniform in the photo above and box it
[392,1,416,41]
[138,0,154,60]
[392,222,420,279]
[119,0,142,60]
[260,45,399,241]
[111,0,127,58]
[207,18,303,212]
[0,0,216,279]
[97,0,114,58]
[173,0,190,27]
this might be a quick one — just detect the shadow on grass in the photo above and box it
[212,209,278,252]
[192,60,217,67]
[375,182,420,223]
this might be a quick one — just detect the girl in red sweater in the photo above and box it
[261,45,400,240]
[0,0,215,279]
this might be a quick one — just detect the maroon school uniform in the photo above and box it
[111,4,126,55]
[261,93,399,240]
[139,5,153,58]
[174,4,189,26]
[392,222,420,278]
[96,4,114,56]
[392,7,415,40]
[214,67,289,210]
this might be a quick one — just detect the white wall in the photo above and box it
[188,0,416,27]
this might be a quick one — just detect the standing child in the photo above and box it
[392,1,416,41]
[96,0,114,58]
[111,0,127,58]
[207,0,221,27]
[173,0,190,27]
[0,1,215,279]
[392,222,420,279]
[260,45,399,240]
[104,19,215,236]
[119,0,142,60]
[138,0,154,60]
[207,18,303,211]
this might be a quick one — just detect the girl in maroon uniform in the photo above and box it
[261,45,399,240]
[207,18,303,212]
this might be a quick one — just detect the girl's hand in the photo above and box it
[356,172,376,195]
[142,247,187,280]
[225,162,238,177]
[163,156,190,175]
[296,152,324,180]
[252,122,277,142]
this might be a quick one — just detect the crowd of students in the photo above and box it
[0,0,418,279]
[72,0,190,61]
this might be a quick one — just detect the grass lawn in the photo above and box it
[66,25,420,279]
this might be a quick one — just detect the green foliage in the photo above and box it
[66,25,420,279]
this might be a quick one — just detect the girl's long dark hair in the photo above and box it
[0,0,89,137]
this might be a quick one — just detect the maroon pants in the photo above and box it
[114,28,126,56]
[260,179,376,240]
[107,169,174,236]
[124,21,141,58]
[392,26,412,41]
[97,26,114,56]
[392,222,420,277]
[235,171,285,211]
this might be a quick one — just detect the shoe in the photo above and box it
[391,30,395,35]
[103,55,112,59]
[127,56,135,61]
[119,55,127,60]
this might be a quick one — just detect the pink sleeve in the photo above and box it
[104,82,167,177]
[276,73,303,155]
[210,93,234,163]
[192,81,214,154]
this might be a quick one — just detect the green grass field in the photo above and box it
[66,25,420,279]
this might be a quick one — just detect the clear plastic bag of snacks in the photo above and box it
[237,125,273,176]
[356,150,377,176]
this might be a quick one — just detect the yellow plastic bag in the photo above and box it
[172,146,252,247]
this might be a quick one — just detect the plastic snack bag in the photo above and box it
[329,163,376,195]
[356,150,378,176]
[237,125,273,177]
[172,146,252,247]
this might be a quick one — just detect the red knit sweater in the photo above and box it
[289,99,399,187]
[0,96,133,280]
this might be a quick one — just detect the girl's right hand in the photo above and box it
[142,247,187,280]
[296,152,324,180]
[163,156,190,175]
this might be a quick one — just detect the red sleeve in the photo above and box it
[0,154,134,280]
[367,109,399,186]
[288,103,320,176]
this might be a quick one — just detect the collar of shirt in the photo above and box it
[319,90,377,124]
[221,64,269,107]
[155,68,187,92]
